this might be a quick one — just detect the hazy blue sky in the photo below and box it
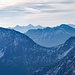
[0,0,75,27]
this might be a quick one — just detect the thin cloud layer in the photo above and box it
[0,0,75,27]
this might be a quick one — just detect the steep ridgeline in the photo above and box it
[69,24,75,28]
[0,27,64,75]
[32,37,75,75]
[51,37,75,75]
[9,24,44,33]
[1,27,75,75]
[26,24,75,47]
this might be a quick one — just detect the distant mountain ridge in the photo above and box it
[9,24,44,33]
[26,24,75,47]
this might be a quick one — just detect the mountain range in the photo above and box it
[0,27,58,75]
[26,24,75,47]
[0,27,75,75]
[9,24,44,33]
[33,37,75,75]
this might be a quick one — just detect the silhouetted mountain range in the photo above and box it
[0,27,59,75]
[9,24,44,33]
[26,24,75,47]
[0,25,75,75]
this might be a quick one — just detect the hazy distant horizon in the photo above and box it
[0,23,75,28]
[0,0,75,27]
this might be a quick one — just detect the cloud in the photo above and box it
[42,9,75,13]
[0,0,31,8]
[0,0,74,15]
[0,0,75,8]
[0,0,75,27]
[0,3,42,17]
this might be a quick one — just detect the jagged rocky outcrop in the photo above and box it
[32,37,75,75]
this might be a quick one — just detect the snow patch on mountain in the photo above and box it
[58,47,73,59]
[73,70,75,74]
[0,49,4,58]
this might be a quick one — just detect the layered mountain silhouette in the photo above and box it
[0,27,75,75]
[32,37,75,75]
[26,24,75,47]
[0,27,60,75]
[9,24,44,33]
